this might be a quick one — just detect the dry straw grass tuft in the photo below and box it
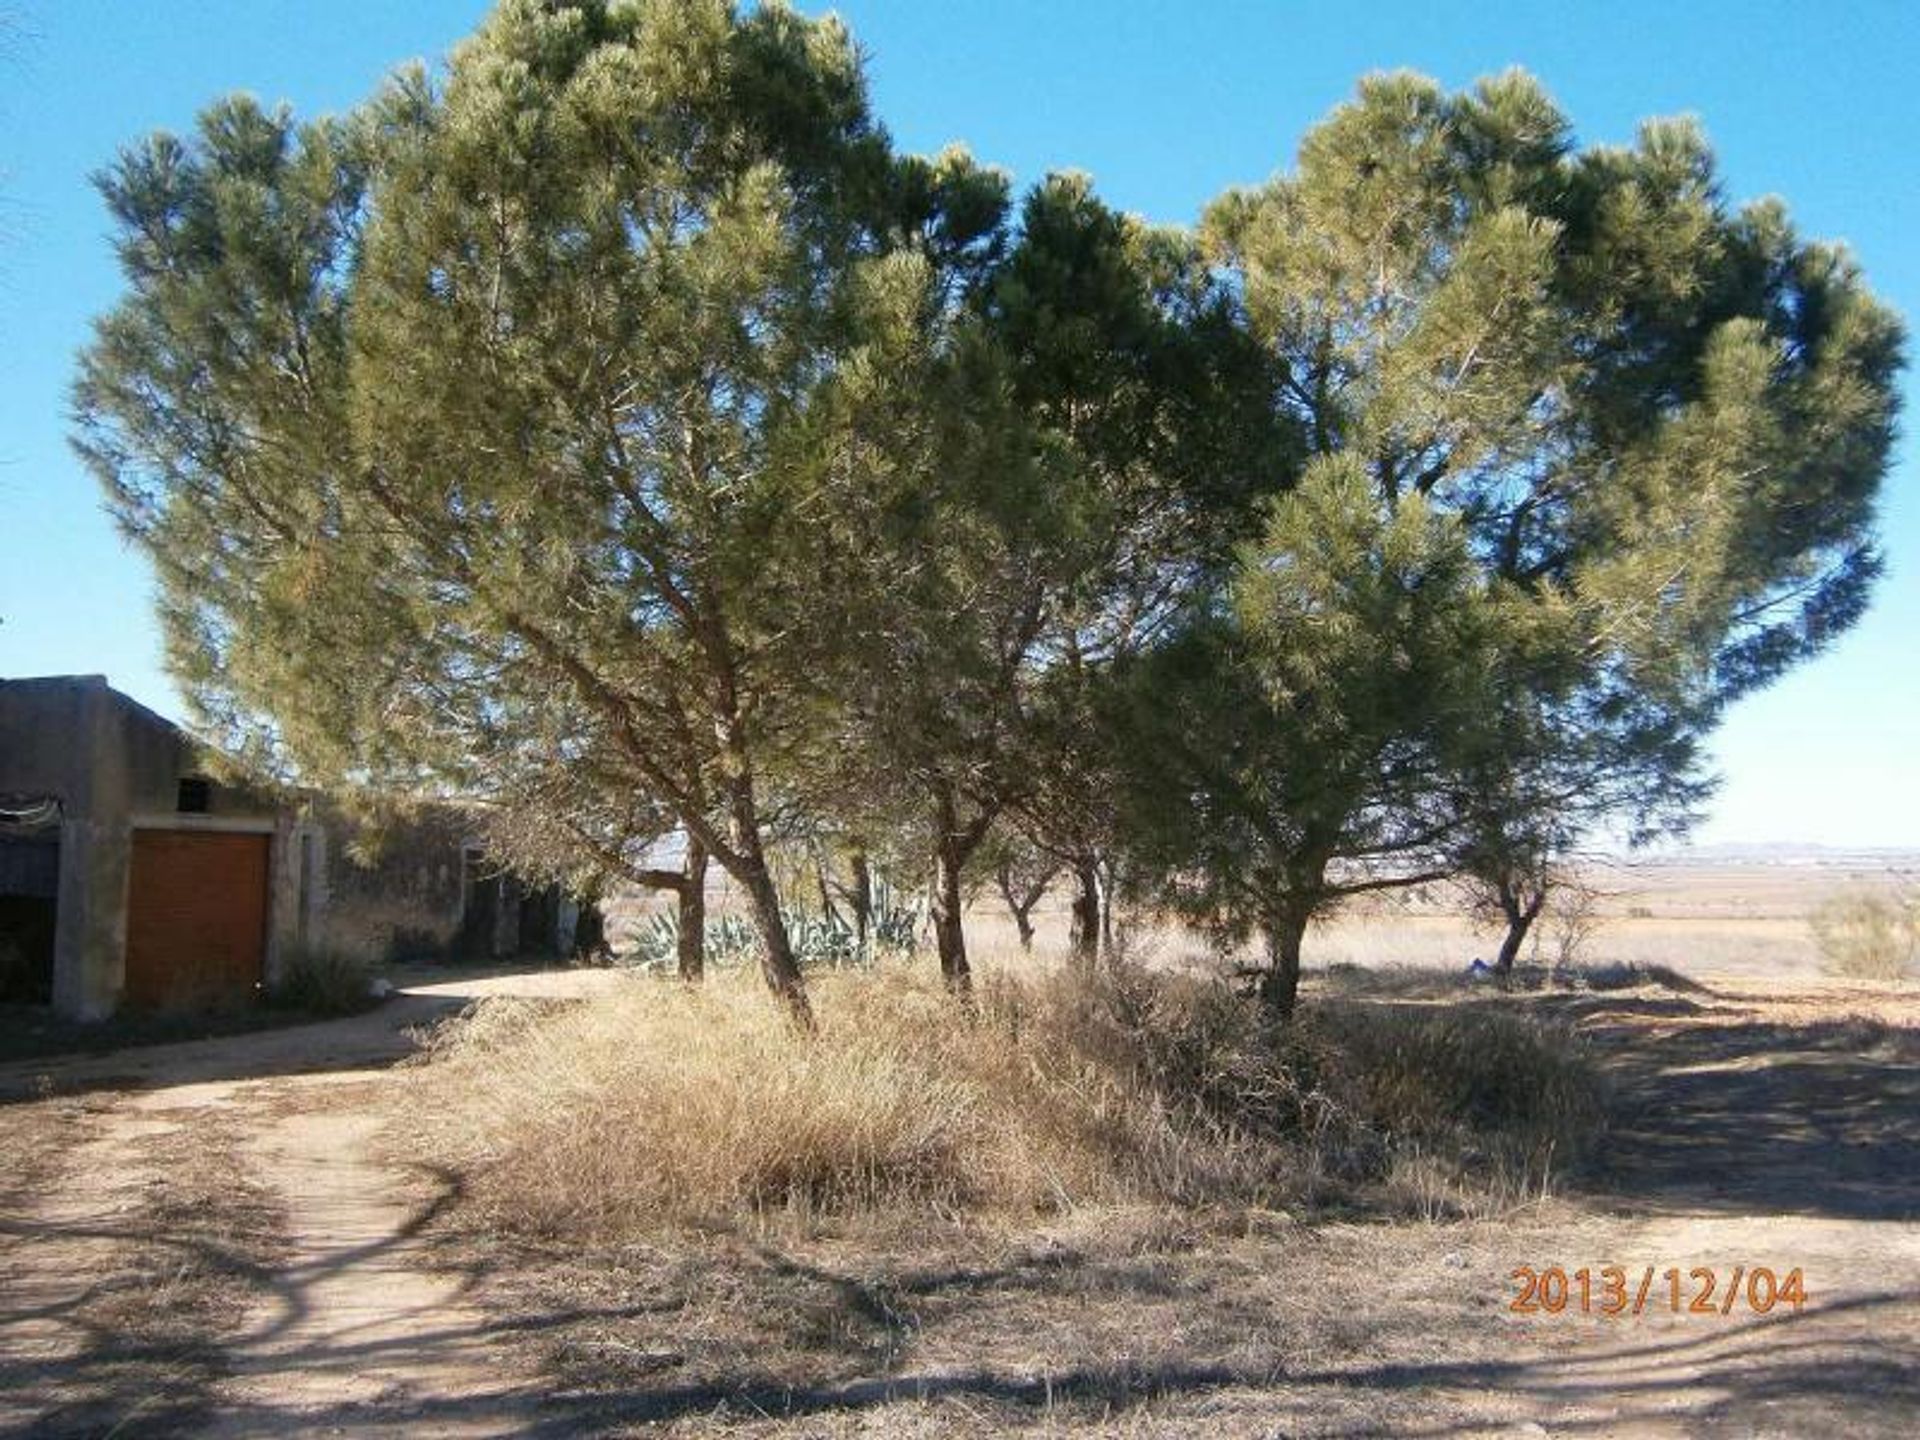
[1810,887,1919,981]
[410,964,1603,1238]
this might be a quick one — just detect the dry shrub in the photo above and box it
[265,944,376,1016]
[413,977,982,1231]
[1810,888,1918,981]
[1313,1002,1605,1201]
[1322,957,1703,997]
[410,965,1603,1238]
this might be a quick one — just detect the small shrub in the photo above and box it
[1810,889,1918,981]
[267,946,377,1016]
[1311,1002,1605,1194]
[1543,879,1606,972]
[1572,960,1706,994]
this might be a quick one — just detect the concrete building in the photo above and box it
[0,675,569,1020]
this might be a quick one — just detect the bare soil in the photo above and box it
[2,963,1916,1437]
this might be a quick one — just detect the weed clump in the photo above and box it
[266,946,378,1016]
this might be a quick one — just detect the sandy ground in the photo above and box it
[0,969,631,1437]
[1,962,1916,1436]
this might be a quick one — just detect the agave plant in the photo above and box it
[621,873,927,973]
[788,910,865,969]
[867,876,925,955]
[624,911,758,972]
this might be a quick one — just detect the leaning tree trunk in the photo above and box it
[739,857,812,1028]
[1494,886,1545,979]
[701,686,810,1025]
[1259,909,1309,1019]
[1068,856,1101,969]
[677,833,708,982]
[713,772,810,1027]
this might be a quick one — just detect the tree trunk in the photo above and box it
[739,856,812,1028]
[1494,887,1545,979]
[1098,854,1116,956]
[704,752,812,1025]
[571,898,610,963]
[1068,857,1101,968]
[849,851,873,946]
[995,860,1038,949]
[929,786,991,994]
[1259,910,1308,1019]
[814,852,840,928]
[677,834,708,982]
[932,838,970,991]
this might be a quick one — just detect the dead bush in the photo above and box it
[1311,1001,1605,1199]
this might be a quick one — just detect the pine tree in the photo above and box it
[73,0,941,1024]
[1115,459,1506,1014]
[1170,71,1904,997]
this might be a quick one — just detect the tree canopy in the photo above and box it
[74,15,1903,1019]
[1113,69,1904,1008]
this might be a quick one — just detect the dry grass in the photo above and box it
[465,1206,1599,1434]
[409,962,1604,1239]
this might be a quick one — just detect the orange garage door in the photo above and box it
[125,829,270,1009]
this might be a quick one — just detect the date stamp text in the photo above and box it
[1509,1265,1808,1317]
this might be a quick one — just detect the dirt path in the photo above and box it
[0,967,628,1437]
[201,1078,533,1437]
[0,1094,166,1433]
[1467,987,1920,1436]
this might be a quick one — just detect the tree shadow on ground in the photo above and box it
[20,1261,1902,1438]
[0,1159,688,1438]
[1550,996,1920,1221]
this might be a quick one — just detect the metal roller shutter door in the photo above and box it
[125,830,269,1008]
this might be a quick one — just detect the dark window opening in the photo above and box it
[0,834,59,1005]
[177,776,212,814]
[458,848,500,961]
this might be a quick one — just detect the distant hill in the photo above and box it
[1630,842,1920,869]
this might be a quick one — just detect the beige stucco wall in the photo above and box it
[2,676,294,1018]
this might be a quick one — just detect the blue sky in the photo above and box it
[1,2,1915,846]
